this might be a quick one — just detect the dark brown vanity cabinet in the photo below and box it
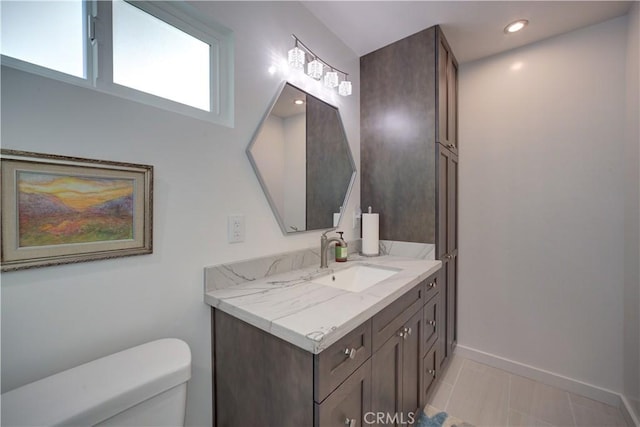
[361,25,458,245]
[213,272,441,427]
[361,23,459,400]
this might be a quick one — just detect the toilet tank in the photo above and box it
[1,338,191,426]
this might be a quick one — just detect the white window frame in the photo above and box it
[1,0,234,127]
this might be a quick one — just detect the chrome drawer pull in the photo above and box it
[428,282,436,288]
[398,327,411,339]
[345,418,356,427]
[428,320,436,326]
[344,348,356,359]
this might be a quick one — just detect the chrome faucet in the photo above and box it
[320,230,344,269]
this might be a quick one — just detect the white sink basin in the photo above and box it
[312,264,399,292]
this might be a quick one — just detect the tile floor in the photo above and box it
[426,355,629,427]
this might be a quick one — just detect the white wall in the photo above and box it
[0,2,360,426]
[623,1,640,418]
[458,16,627,393]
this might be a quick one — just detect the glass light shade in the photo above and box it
[324,71,339,88]
[307,59,323,80]
[338,80,352,96]
[288,46,305,69]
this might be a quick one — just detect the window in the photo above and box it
[112,1,210,111]
[0,0,234,126]
[1,1,86,78]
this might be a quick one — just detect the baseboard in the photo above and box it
[455,344,638,423]
[620,395,640,427]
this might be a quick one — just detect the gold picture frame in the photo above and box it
[1,150,153,271]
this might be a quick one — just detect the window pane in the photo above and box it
[113,1,210,111]
[1,1,85,78]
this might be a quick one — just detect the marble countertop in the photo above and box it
[204,254,442,354]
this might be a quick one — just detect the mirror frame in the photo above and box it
[246,81,356,235]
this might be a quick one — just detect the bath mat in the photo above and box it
[415,404,475,427]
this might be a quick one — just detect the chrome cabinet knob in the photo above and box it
[428,369,436,378]
[344,348,356,359]
[345,418,356,427]
[428,320,436,326]
[428,282,436,288]
[398,327,411,339]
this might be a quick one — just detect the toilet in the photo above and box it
[1,338,191,426]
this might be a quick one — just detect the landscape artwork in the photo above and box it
[17,172,135,247]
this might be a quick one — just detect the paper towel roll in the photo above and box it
[362,213,379,256]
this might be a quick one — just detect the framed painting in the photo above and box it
[1,150,153,271]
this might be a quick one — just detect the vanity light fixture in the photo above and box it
[504,19,529,34]
[307,58,324,80]
[324,69,339,89]
[288,39,306,70]
[289,34,352,96]
[338,80,352,96]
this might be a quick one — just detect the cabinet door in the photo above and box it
[447,56,459,154]
[437,145,458,260]
[422,345,438,404]
[447,252,458,353]
[423,295,439,356]
[402,309,424,417]
[316,359,372,427]
[437,29,458,154]
[437,34,451,148]
[437,269,447,369]
[436,145,450,260]
[448,152,458,253]
[371,334,403,427]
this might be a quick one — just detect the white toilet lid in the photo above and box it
[1,338,191,426]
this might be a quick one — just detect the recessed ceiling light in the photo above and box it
[294,99,304,105]
[505,19,529,34]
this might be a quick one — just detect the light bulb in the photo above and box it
[307,59,323,80]
[338,80,352,96]
[324,71,339,88]
[288,46,305,69]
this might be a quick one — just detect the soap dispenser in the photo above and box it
[335,231,348,262]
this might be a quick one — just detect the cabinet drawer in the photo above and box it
[422,345,438,401]
[315,359,372,427]
[423,293,439,357]
[314,320,372,403]
[423,272,440,304]
[372,281,425,351]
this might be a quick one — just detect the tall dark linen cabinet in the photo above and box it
[361,25,459,393]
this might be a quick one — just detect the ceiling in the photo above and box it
[301,1,633,64]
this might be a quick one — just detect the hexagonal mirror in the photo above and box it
[247,82,356,234]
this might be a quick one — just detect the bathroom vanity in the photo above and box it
[205,253,443,426]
